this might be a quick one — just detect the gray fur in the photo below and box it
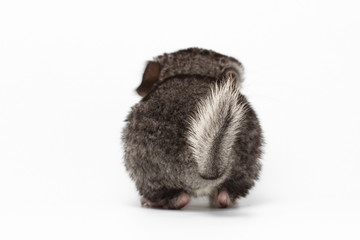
[122,48,263,207]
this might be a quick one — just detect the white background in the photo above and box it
[1,0,360,239]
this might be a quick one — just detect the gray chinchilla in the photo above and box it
[122,48,263,209]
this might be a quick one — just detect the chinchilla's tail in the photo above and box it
[187,78,248,180]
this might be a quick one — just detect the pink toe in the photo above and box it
[218,190,230,208]
[175,192,189,209]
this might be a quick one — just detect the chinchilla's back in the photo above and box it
[123,73,249,195]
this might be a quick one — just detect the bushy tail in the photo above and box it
[187,79,247,180]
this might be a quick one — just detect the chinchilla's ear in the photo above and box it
[220,67,244,88]
[136,61,161,97]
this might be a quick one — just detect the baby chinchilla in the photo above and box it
[122,48,263,209]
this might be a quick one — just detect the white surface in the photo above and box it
[1,0,360,239]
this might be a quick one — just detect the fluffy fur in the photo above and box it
[122,48,263,209]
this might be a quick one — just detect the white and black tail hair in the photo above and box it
[187,79,248,179]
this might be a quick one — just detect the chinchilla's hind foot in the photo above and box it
[210,189,236,208]
[141,192,189,210]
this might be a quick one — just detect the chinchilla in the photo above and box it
[122,48,263,209]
